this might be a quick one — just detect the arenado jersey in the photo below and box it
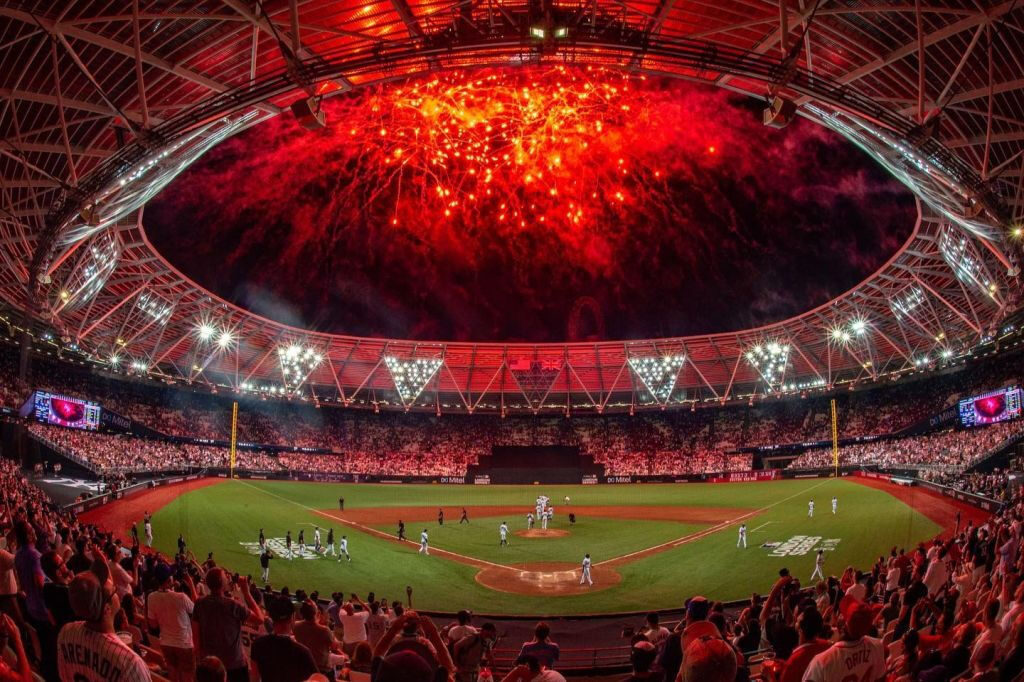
[58,622,151,682]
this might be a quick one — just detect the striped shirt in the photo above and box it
[57,622,152,682]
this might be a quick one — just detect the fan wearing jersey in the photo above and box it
[802,596,884,682]
[59,571,151,682]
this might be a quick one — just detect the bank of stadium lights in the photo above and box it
[384,356,444,404]
[197,324,215,342]
[278,344,323,390]
[889,287,924,318]
[136,292,173,325]
[830,318,869,344]
[744,341,790,386]
[627,355,685,403]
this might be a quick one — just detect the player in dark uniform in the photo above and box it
[460,508,469,524]
[258,528,265,549]
[130,523,139,546]
[298,529,305,553]
[339,497,344,511]
[398,520,406,541]
[286,530,293,559]
[438,508,444,526]
[260,547,273,583]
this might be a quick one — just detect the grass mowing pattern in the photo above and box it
[151,478,941,615]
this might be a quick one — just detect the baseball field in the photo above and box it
[85,476,984,616]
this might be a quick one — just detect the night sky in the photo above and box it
[146,67,915,342]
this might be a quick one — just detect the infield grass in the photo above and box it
[150,478,941,615]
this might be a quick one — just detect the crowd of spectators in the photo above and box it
[3,439,1024,682]
[785,419,1024,473]
[920,469,1021,503]
[1,340,1021,456]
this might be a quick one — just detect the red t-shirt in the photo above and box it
[780,640,830,682]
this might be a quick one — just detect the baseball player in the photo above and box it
[285,530,293,559]
[258,528,265,550]
[144,513,153,548]
[831,496,838,515]
[339,535,351,562]
[535,503,543,520]
[398,520,406,541]
[499,522,509,546]
[460,508,469,524]
[548,506,555,521]
[298,529,306,554]
[810,549,826,581]
[326,528,336,556]
[438,508,444,526]
[580,553,593,586]
[808,499,815,518]
[737,523,747,548]
[541,510,550,530]
[564,495,570,505]
[260,548,273,583]
[313,527,322,554]
[527,512,534,529]
[419,529,430,555]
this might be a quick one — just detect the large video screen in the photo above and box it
[33,391,101,430]
[959,386,1022,427]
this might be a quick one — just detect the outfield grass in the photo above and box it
[151,478,941,615]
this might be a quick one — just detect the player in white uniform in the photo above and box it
[527,513,534,529]
[580,553,593,586]
[831,496,838,514]
[535,504,543,520]
[499,522,509,546]
[810,549,826,581]
[339,535,351,562]
[548,506,555,521]
[564,496,570,505]
[144,515,153,548]
[737,524,747,548]
[808,499,815,518]
[419,529,430,555]
[541,511,549,530]
[314,527,322,554]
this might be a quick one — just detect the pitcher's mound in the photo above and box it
[475,562,621,596]
[515,529,570,538]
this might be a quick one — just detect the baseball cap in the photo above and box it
[69,572,112,622]
[679,635,738,682]
[375,650,435,682]
[839,596,874,638]
[686,596,710,621]
[153,562,174,584]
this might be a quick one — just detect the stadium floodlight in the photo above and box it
[627,354,685,404]
[850,318,867,336]
[136,291,173,325]
[744,340,790,388]
[109,355,120,366]
[277,342,324,392]
[198,324,215,341]
[217,331,233,349]
[385,356,444,405]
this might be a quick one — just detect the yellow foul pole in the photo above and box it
[830,398,838,477]
[230,401,238,478]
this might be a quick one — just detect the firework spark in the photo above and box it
[148,66,914,341]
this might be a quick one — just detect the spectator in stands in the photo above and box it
[452,621,497,682]
[193,568,262,682]
[501,653,565,682]
[40,549,76,629]
[622,639,661,681]
[776,606,828,682]
[293,599,342,678]
[146,562,197,682]
[196,656,228,682]
[518,622,560,670]
[678,635,737,682]
[641,611,671,650]
[58,570,153,682]
[801,596,884,682]
[250,595,319,682]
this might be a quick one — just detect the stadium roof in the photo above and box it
[0,0,1022,413]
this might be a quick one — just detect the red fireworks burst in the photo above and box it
[323,65,685,233]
